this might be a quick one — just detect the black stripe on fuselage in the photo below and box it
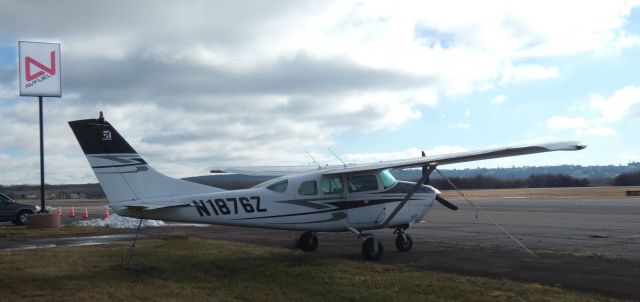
[231,196,428,221]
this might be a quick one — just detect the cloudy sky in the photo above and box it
[1,0,640,185]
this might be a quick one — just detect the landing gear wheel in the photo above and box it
[361,237,384,261]
[297,231,319,252]
[395,233,413,252]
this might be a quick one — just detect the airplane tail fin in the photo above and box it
[68,113,221,207]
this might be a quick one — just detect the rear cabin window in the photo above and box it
[347,174,379,192]
[298,180,318,195]
[266,180,288,193]
[322,177,343,194]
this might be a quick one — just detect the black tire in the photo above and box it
[395,234,413,252]
[14,210,33,225]
[361,237,384,261]
[298,231,319,252]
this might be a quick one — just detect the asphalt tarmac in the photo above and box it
[419,197,640,258]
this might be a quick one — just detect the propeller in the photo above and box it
[422,150,457,210]
[421,151,429,185]
[435,195,458,210]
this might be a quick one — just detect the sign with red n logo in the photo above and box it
[19,41,62,97]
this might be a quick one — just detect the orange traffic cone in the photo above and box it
[69,206,76,218]
[82,208,89,219]
[102,208,110,220]
[56,206,62,216]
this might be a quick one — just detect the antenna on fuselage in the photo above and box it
[328,148,347,168]
[304,149,322,169]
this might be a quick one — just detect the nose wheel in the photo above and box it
[395,233,413,252]
[297,231,319,252]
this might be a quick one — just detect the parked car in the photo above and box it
[0,193,39,225]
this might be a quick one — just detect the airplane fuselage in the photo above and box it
[115,181,436,232]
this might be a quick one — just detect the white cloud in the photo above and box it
[583,126,617,136]
[490,94,509,104]
[590,85,640,123]
[500,64,559,84]
[545,84,640,137]
[1,1,640,183]
[547,116,587,130]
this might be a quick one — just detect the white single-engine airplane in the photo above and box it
[69,113,586,260]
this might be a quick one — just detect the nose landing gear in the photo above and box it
[394,231,413,252]
[392,225,413,252]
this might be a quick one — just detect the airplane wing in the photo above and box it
[322,141,586,176]
[211,165,325,176]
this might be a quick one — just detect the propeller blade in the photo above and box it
[435,195,458,211]
[422,165,429,185]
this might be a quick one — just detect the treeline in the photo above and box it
[0,183,105,199]
[429,174,590,190]
[611,171,640,186]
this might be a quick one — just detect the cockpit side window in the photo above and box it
[347,174,379,192]
[298,180,318,195]
[322,177,343,194]
[379,169,397,189]
[266,180,288,193]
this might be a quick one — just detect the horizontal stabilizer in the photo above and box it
[123,202,193,211]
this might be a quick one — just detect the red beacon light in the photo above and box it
[98,111,105,124]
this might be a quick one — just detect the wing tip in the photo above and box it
[542,141,587,151]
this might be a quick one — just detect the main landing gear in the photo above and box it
[361,236,384,261]
[347,226,413,261]
[297,227,414,261]
[297,231,319,252]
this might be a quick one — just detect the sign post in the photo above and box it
[18,41,62,216]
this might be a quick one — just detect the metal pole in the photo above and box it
[38,96,47,213]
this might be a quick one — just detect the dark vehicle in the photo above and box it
[0,193,38,225]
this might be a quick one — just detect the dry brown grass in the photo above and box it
[0,238,623,302]
[440,186,640,200]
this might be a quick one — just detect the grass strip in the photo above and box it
[0,237,623,302]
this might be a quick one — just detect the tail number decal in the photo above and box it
[193,196,266,217]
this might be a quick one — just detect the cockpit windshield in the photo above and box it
[379,169,397,189]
